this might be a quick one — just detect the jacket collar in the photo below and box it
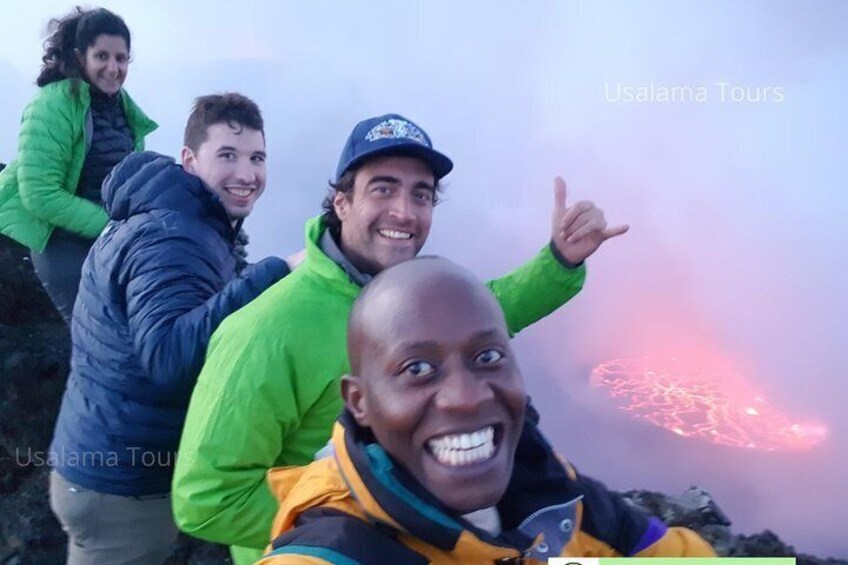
[319,229,372,286]
[103,151,235,241]
[331,409,585,561]
[298,216,362,300]
[61,78,157,142]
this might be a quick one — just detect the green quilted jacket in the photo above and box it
[0,78,157,251]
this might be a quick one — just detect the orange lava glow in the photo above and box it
[590,357,827,451]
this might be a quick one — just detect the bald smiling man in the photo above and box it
[256,257,715,564]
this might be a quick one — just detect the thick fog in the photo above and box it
[2,0,846,556]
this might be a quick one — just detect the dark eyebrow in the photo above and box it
[365,175,400,186]
[395,340,440,352]
[473,329,504,341]
[365,176,435,192]
[414,180,436,191]
[213,145,266,158]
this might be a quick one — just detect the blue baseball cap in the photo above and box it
[335,113,453,182]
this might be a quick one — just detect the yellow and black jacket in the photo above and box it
[258,410,715,564]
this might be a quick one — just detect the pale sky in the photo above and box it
[2,0,847,556]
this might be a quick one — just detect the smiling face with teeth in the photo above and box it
[181,122,267,220]
[333,156,435,275]
[77,34,130,96]
[343,258,527,513]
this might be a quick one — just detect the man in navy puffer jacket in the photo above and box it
[47,93,291,564]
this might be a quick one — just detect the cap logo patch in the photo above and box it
[365,119,429,147]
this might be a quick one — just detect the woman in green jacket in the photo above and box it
[0,7,156,324]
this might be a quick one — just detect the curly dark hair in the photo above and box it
[36,7,131,88]
[183,93,265,152]
[320,168,442,239]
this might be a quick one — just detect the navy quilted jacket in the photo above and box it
[49,151,289,496]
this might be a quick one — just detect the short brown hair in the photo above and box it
[183,93,264,151]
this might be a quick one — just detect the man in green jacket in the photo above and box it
[172,113,628,565]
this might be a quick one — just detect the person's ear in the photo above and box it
[333,190,350,221]
[341,374,369,427]
[74,48,85,69]
[180,146,196,173]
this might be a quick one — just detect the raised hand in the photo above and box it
[551,176,629,265]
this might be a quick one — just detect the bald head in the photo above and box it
[341,256,526,513]
[347,257,509,375]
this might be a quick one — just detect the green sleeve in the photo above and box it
[172,317,298,550]
[16,89,108,238]
[486,244,586,336]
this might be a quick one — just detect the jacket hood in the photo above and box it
[102,151,231,234]
[296,215,361,299]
